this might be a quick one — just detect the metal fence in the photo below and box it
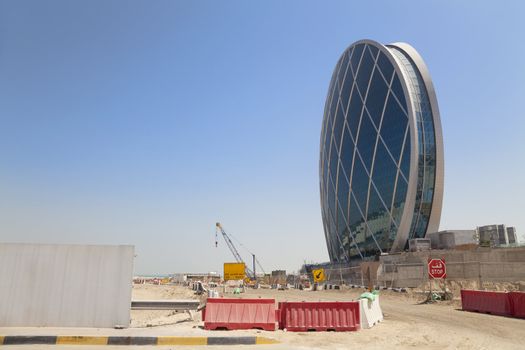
[380,261,525,288]
[322,266,364,286]
[320,261,525,289]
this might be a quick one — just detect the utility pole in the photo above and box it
[252,254,256,281]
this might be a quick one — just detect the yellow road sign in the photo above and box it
[312,268,325,282]
[224,262,246,281]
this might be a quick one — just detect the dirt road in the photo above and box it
[232,287,524,350]
[1,285,523,349]
[127,285,524,349]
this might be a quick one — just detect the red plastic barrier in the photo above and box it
[509,292,525,318]
[278,301,360,332]
[203,298,276,331]
[460,290,512,316]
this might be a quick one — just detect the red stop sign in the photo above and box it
[428,258,446,279]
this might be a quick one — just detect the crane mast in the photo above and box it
[215,222,255,279]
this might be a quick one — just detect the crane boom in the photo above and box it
[215,222,255,278]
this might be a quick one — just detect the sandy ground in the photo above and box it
[130,284,204,328]
[129,284,524,349]
[1,284,524,349]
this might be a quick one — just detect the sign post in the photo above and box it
[427,258,446,301]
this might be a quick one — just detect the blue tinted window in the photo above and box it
[338,51,350,86]
[350,44,365,75]
[349,192,365,230]
[380,93,407,161]
[366,186,389,252]
[346,46,355,64]
[356,47,375,96]
[334,56,346,92]
[332,101,346,151]
[327,174,337,224]
[340,126,355,177]
[400,128,411,178]
[347,88,363,139]
[336,212,347,260]
[367,185,387,220]
[349,156,369,212]
[337,163,350,221]
[390,75,407,110]
[326,93,338,136]
[376,53,394,82]
[356,113,377,172]
[326,205,337,259]
[372,140,398,209]
[328,58,342,96]
[340,74,353,113]
[367,45,379,59]
[365,68,389,128]
[391,176,408,226]
[322,146,329,184]
[321,107,333,153]
[329,139,339,179]
[413,216,429,240]
[323,126,332,165]
[329,89,339,116]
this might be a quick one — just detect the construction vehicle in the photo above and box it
[215,222,265,282]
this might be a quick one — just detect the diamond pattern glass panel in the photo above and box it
[340,125,355,177]
[366,68,389,128]
[349,156,369,217]
[376,52,394,82]
[356,47,375,96]
[356,113,377,172]
[333,101,346,151]
[372,140,398,210]
[347,88,363,139]
[350,44,365,76]
[390,74,407,110]
[380,94,408,162]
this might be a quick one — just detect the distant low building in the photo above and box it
[425,230,477,249]
[408,238,431,252]
[476,224,515,247]
[507,227,517,244]
[269,270,287,285]
[425,226,520,249]
[171,272,221,284]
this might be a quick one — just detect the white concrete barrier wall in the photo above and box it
[359,296,384,329]
[0,243,134,327]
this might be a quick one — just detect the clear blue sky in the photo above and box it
[1,1,524,274]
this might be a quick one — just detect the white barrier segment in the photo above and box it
[359,296,384,329]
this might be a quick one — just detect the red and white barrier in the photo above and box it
[203,298,276,331]
[509,292,525,319]
[460,290,525,318]
[278,301,360,332]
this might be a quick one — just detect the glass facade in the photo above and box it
[320,40,443,262]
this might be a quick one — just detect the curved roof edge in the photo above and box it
[387,42,444,236]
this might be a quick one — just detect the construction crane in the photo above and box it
[215,222,265,280]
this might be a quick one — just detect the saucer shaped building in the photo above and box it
[319,40,444,261]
